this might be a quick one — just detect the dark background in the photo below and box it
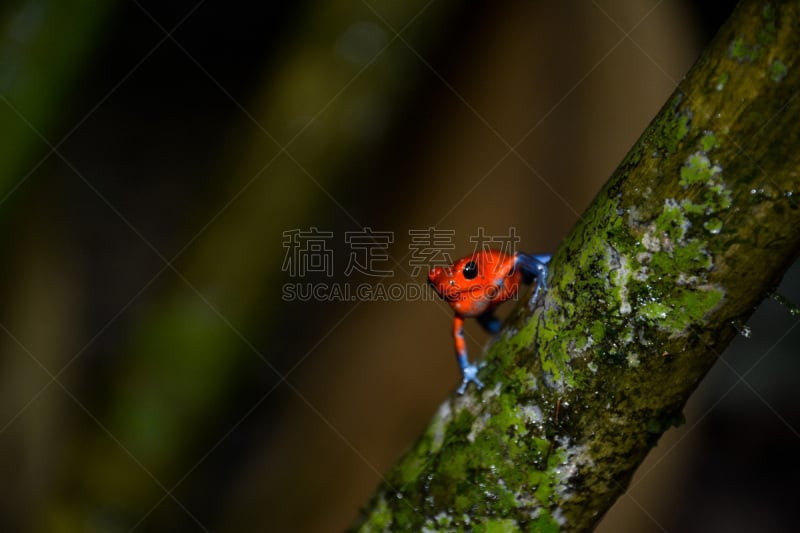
[1,1,798,531]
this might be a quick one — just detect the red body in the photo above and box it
[427,250,522,318]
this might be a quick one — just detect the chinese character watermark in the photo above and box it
[282,227,334,277]
[408,227,456,277]
[344,227,394,277]
[469,226,520,256]
[281,226,522,302]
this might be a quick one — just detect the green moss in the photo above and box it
[730,5,777,64]
[558,263,576,293]
[408,380,571,526]
[729,37,747,60]
[590,321,606,342]
[700,132,719,152]
[530,437,552,462]
[625,94,690,165]
[715,71,729,91]
[758,3,777,45]
[510,367,535,391]
[652,98,691,155]
[454,494,471,514]
[528,512,560,533]
[662,287,724,332]
[681,185,731,217]
[392,505,416,530]
[538,321,573,386]
[769,59,788,82]
[729,37,761,62]
[678,238,713,268]
[358,495,392,532]
[639,301,670,320]
[680,152,719,187]
[436,448,469,485]
[655,199,689,241]
[506,315,539,352]
[535,446,566,502]
[680,200,706,216]
[621,129,730,335]
[703,218,723,234]
[476,519,519,533]
[396,444,430,486]
[666,115,691,153]
[435,515,451,526]
[489,393,529,436]
[709,184,733,210]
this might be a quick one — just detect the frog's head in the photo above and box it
[427,254,501,316]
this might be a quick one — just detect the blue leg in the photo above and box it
[453,316,484,394]
[515,253,551,304]
[477,311,502,334]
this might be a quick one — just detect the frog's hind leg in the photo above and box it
[477,311,502,334]
[515,253,551,305]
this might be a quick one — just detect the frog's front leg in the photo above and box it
[515,253,551,304]
[453,316,484,394]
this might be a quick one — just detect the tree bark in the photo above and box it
[354,1,800,531]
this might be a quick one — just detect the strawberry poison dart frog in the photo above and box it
[428,250,551,394]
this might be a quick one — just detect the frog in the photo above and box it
[427,250,551,394]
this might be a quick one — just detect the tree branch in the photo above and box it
[354,1,800,531]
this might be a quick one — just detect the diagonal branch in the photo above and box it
[354,1,800,530]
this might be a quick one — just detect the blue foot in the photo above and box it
[457,363,485,395]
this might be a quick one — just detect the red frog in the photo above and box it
[428,250,551,394]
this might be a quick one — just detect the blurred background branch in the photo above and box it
[0,0,113,202]
[0,1,797,532]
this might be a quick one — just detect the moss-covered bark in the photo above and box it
[354,1,800,531]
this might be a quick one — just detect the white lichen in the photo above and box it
[467,412,491,443]
[429,401,452,452]
[518,404,544,425]
[608,250,633,315]
[552,508,568,526]
[641,227,662,252]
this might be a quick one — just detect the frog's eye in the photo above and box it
[462,260,478,280]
